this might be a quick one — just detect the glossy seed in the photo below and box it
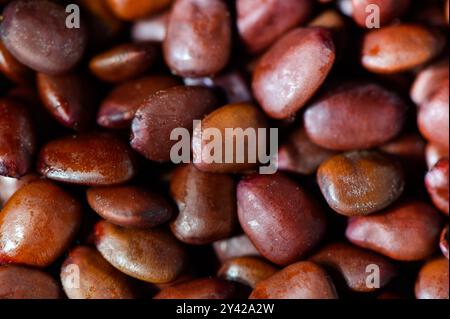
[61,246,136,299]
[163,0,232,77]
[304,83,407,151]
[361,24,445,74]
[425,158,449,215]
[218,257,278,288]
[0,174,38,207]
[131,86,218,162]
[38,133,137,186]
[237,173,326,265]
[426,144,449,170]
[132,11,169,42]
[0,98,35,178]
[0,180,82,267]
[310,242,397,292]
[192,103,268,173]
[411,60,448,106]
[415,257,449,299]
[95,221,187,283]
[440,225,449,259]
[90,43,159,83]
[97,75,179,129]
[252,27,335,119]
[346,200,442,261]
[237,0,313,53]
[0,39,32,85]
[87,185,173,228]
[37,73,96,131]
[317,151,405,216]
[170,164,237,244]
[0,0,87,74]
[0,265,62,299]
[154,278,237,299]
[249,261,338,299]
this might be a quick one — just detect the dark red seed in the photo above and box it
[0,98,35,178]
[131,86,218,162]
[87,185,173,228]
[411,60,448,107]
[252,27,336,119]
[304,82,407,151]
[0,39,32,85]
[346,200,442,261]
[237,173,326,265]
[0,0,87,74]
[0,265,62,299]
[213,234,260,263]
[97,75,179,129]
[38,133,137,186]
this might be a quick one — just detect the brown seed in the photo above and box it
[425,158,449,215]
[218,257,278,289]
[131,86,218,162]
[278,125,337,175]
[411,60,449,107]
[132,11,169,43]
[97,75,179,129]
[415,257,449,299]
[163,0,231,77]
[192,103,268,173]
[304,83,407,151]
[0,265,62,299]
[310,242,397,292]
[426,144,449,170]
[213,234,260,263]
[37,72,96,131]
[237,0,313,54]
[252,27,335,119]
[352,0,410,28]
[95,221,187,283]
[154,278,237,299]
[89,43,159,83]
[0,174,39,207]
[441,225,449,259]
[170,164,237,245]
[0,180,82,267]
[346,200,442,261]
[0,98,35,178]
[361,24,445,74]
[418,79,449,152]
[237,173,326,265]
[38,133,137,186]
[317,151,405,216]
[0,39,32,85]
[87,186,173,228]
[249,261,338,299]
[61,246,136,299]
[106,0,172,21]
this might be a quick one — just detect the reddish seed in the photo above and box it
[61,246,136,299]
[170,164,238,245]
[440,225,449,259]
[154,278,237,299]
[252,27,336,119]
[361,24,445,74]
[87,186,173,228]
[411,60,449,107]
[0,98,36,178]
[249,261,338,299]
[38,133,137,186]
[0,265,62,299]
[346,200,443,261]
[106,0,172,21]
[415,257,449,299]
[0,180,82,267]
[213,234,260,263]
[237,173,326,265]
[0,39,32,85]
